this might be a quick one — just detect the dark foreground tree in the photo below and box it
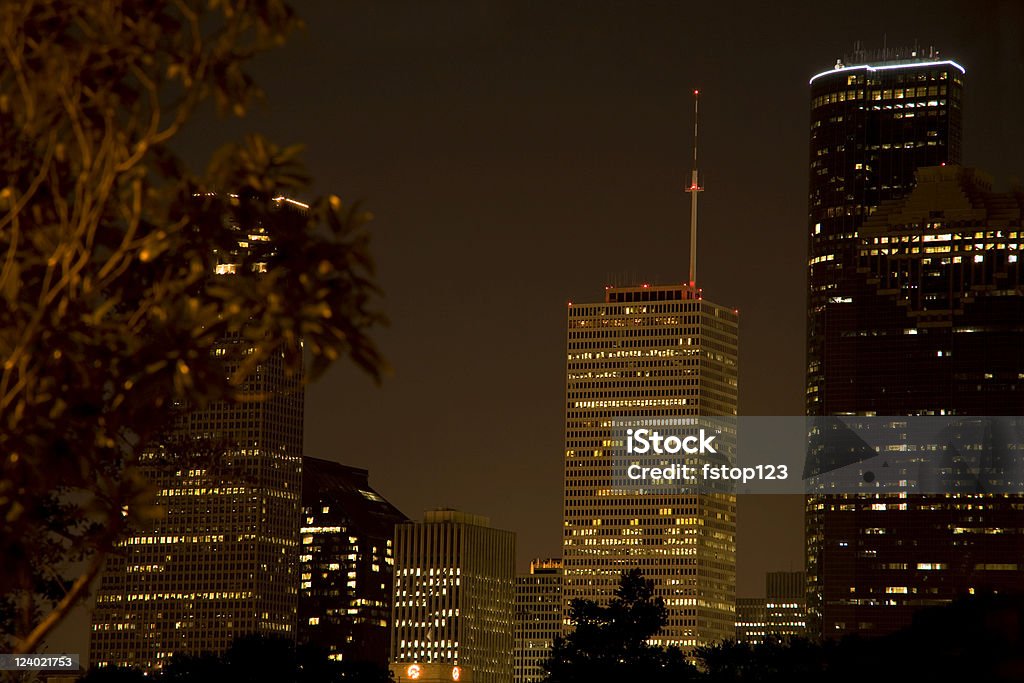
[1,0,385,653]
[543,569,699,683]
[693,593,1024,682]
[78,665,148,683]
[694,637,833,683]
[80,635,393,683]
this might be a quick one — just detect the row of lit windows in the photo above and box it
[813,83,948,107]
[573,315,702,327]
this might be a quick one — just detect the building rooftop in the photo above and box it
[423,508,491,527]
[809,44,965,85]
[302,456,409,536]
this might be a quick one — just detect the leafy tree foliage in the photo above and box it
[0,0,385,653]
[543,569,699,683]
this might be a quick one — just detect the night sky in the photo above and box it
[208,0,1024,587]
[48,0,1024,657]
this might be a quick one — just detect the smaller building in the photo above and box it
[735,571,807,644]
[298,457,409,667]
[735,599,768,644]
[390,509,515,683]
[514,558,562,683]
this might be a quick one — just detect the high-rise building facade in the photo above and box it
[807,52,964,412]
[389,510,515,683]
[806,52,968,637]
[89,199,306,670]
[89,343,304,670]
[735,571,807,644]
[806,163,1024,637]
[562,283,738,649]
[298,457,408,667]
[514,558,562,683]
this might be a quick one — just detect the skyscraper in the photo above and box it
[806,51,969,637]
[807,50,965,413]
[514,558,562,683]
[298,457,408,667]
[89,198,307,670]
[89,342,304,670]
[806,162,1024,637]
[562,283,738,648]
[389,510,515,683]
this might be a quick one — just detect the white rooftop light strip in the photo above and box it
[809,60,966,85]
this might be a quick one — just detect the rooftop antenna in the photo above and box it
[685,89,703,288]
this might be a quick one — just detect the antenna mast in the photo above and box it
[685,89,703,288]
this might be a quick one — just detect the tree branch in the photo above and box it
[12,549,107,654]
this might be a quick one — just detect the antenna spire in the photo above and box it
[685,89,703,288]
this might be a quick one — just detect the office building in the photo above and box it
[298,457,408,666]
[807,50,965,636]
[805,146,1024,639]
[390,510,515,683]
[89,340,304,669]
[89,198,307,670]
[807,49,965,413]
[735,572,807,644]
[562,283,738,649]
[514,559,562,683]
[734,599,767,644]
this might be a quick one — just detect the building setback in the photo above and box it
[562,283,738,649]
[514,559,562,683]
[806,164,1024,637]
[390,510,515,683]
[298,457,408,667]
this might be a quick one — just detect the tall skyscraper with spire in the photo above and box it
[560,93,738,649]
[805,51,1024,638]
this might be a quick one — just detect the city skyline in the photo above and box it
[276,2,1023,582]
[36,0,1024,661]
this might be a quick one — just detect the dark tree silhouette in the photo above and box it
[693,593,1024,683]
[77,665,148,683]
[542,569,699,683]
[694,637,833,683]
[80,635,393,683]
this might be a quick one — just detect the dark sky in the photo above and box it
[48,0,1024,659]
[222,0,1024,585]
